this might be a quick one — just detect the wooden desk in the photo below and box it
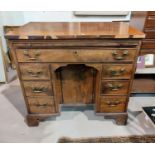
[5,22,145,126]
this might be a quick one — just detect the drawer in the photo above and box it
[16,49,137,62]
[13,40,140,48]
[19,63,50,80]
[140,49,155,55]
[99,96,127,113]
[101,80,130,95]
[132,77,155,93]
[148,12,155,16]
[102,64,133,79]
[27,97,56,114]
[145,16,155,28]
[144,29,155,39]
[141,40,155,49]
[23,81,53,96]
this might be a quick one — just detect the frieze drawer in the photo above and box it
[16,49,137,62]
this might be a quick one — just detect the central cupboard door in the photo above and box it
[60,64,96,104]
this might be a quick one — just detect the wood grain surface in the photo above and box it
[5,22,145,39]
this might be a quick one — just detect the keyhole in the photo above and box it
[74,51,77,54]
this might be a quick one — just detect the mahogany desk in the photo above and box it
[5,22,145,126]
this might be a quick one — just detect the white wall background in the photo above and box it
[0,11,25,82]
[23,11,131,22]
[0,13,6,82]
[0,11,131,82]
[0,11,131,49]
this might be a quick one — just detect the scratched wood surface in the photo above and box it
[5,22,145,39]
[5,22,144,126]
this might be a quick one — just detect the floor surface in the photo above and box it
[0,70,155,143]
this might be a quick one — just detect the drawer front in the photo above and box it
[145,16,155,28]
[140,49,155,55]
[102,64,133,79]
[132,78,155,93]
[99,96,127,113]
[16,49,137,62]
[101,80,130,95]
[19,63,50,80]
[144,29,155,39]
[27,97,56,114]
[141,40,155,49]
[13,41,140,48]
[148,12,155,16]
[23,81,53,96]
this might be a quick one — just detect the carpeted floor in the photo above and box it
[0,70,155,143]
[58,135,155,143]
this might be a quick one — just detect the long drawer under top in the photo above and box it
[16,48,137,62]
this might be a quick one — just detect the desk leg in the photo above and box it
[104,113,128,125]
[26,115,39,127]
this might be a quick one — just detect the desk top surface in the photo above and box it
[5,22,145,40]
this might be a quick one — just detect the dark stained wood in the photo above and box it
[148,12,155,16]
[141,40,155,49]
[5,22,145,39]
[140,11,155,50]
[144,29,155,39]
[145,16,155,28]
[5,22,143,126]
